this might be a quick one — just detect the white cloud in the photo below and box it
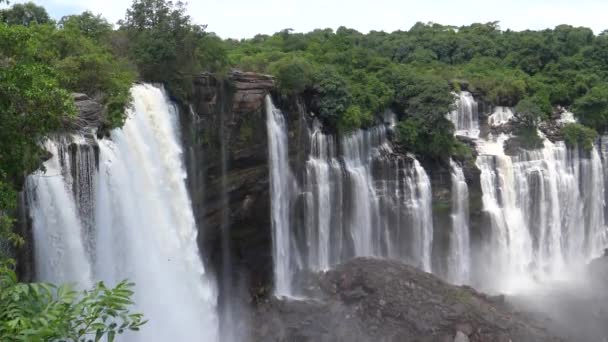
[33,0,608,38]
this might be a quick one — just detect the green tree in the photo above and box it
[58,11,113,41]
[0,2,50,26]
[573,84,608,132]
[270,57,314,95]
[120,0,220,99]
[514,95,550,127]
[0,261,146,341]
[561,123,598,151]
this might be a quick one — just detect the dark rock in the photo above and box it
[228,70,274,113]
[252,258,563,342]
[65,93,105,130]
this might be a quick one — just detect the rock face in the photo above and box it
[252,258,561,342]
[180,70,276,301]
[230,70,275,113]
[67,93,104,130]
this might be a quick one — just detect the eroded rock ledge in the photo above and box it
[252,258,561,342]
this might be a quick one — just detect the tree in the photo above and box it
[0,261,146,341]
[561,123,597,151]
[270,57,314,95]
[514,96,550,127]
[120,0,214,99]
[573,84,608,132]
[59,11,113,41]
[0,2,50,26]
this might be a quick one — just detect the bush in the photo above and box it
[514,96,551,127]
[270,57,314,95]
[312,66,352,128]
[338,105,373,133]
[573,84,608,132]
[514,125,544,149]
[0,261,146,341]
[396,117,456,160]
[561,123,598,151]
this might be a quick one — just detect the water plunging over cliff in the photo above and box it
[475,135,607,291]
[266,96,294,296]
[27,84,219,341]
[448,159,471,285]
[447,91,479,138]
[266,96,434,296]
[443,89,608,292]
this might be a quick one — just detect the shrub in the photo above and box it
[561,123,598,151]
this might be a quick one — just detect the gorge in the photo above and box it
[3,3,608,340]
[18,76,608,341]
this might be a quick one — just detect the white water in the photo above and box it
[475,135,608,291]
[488,106,514,127]
[267,96,434,295]
[448,159,470,285]
[27,84,219,341]
[265,96,294,297]
[447,91,479,137]
[443,90,608,292]
[27,137,94,288]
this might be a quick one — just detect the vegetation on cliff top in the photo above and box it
[225,23,608,158]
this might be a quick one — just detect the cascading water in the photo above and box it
[27,84,219,341]
[266,96,434,296]
[447,159,470,285]
[266,95,294,296]
[445,91,608,292]
[488,106,514,127]
[27,136,94,288]
[475,135,608,291]
[447,91,479,137]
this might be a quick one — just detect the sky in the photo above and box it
[10,0,608,38]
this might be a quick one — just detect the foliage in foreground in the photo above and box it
[0,261,146,342]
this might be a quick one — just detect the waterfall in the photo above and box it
[407,159,434,272]
[447,91,479,138]
[265,95,294,296]
[488,106,514,127]
[475,133,607,292]
[27,84,219,341]
[27,136,94,288]
[266,96,434,295]
[448,159,470,284]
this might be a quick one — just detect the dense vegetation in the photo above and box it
[225,23,608,158]
[1,0,608,336]
[0,2,146,339]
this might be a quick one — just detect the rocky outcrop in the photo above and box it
[66,93,104,130]
[252,258,562,342]
[229,70,275,113]
[180,70,279,307]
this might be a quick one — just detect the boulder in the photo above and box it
[252,258,562,342]
[66,93,104,130]
[229,70,274,113]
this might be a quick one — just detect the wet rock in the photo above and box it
[252,258,563,342]
[65,93,104,130]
